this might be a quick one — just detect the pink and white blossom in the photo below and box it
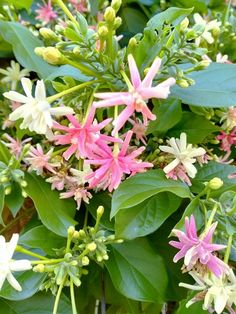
[94,54,175,135]
[35,0,57,24]
[2,134,31,159]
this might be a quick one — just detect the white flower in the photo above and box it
[0,61,30,90]
[194,13,221,46]
[0,234,32,291]
[3,78,74,136]
[180,270,236,314]
[159,132,206,178]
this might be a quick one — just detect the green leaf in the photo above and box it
[147,98,182,135]
[4,0,33,10]
[0,292,72,314]
[167,112,219,143]
[0,271,46,301]
[147,7,193,30]
[0,21,57,79]
[24,173,77,237]
[0,184,5,226]
[0,142,11,164]
[105,238,168,302]
[115,192,181,239]
[46,65,90,82]
[19,225,66,256]
[111,170,190,218]
[172,63,236,108]
[176,292,207,314]
[5,183,24,217]
[191,161,236,195]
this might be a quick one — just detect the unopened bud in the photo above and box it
[22,190,28,198]
[208,177,223,190]
[114,17,122,29]
[34,47,44,57]
[77,229,86,238]
[72,230,80,240]
[64,253,72,261]
[128,37,137,48]
[33,264,45,272]
[39,28,57,40]
[97,206,104,217]
[111,0,122,12]
[195,60,210,70]
[73,47,81,55]
[177,79,189,88]
[0,176,9,183]
[36,47,64,65]
[104,7,116,24]
[157,156,165,163]
[4,186,11,195]
[82,256,89,266]
[115,239,124,243]
[20,180,27,188]
[68,226,75,236]
[180,17,189,31]
[87,242,97,251]
[98,25,109,38]
[81,269,89,275]
[103,254,109,260]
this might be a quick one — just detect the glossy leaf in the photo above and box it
[172,63,236,108]
[105,239,168,302]
[111,170,190,218]
[46,65,90,82]
[24,173,77,237]
[176,292,207,314]
[167,112,219,144]
[19,225,66,256]
[0,21,57,79]
[115,192,182,239]
[5,183,24,218]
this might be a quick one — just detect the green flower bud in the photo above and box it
[87,242,97,251]
[82,256,89,266]
[97,205,104,217]
[104,7,116,25]
[128,37,137,49]
[39,28,57,40]
[33,264,45,273]
[68,226,75,237]
[98,25,109,38]
[36,47,65,65]
[20,180,27,188]
[34,47,44,57]
[176,79,189,88]
[4,186,11,195]
[194,60,210,71]
[111,0,122,12]
[114,17,122,29]
[22,190,28,198]
[180,17,189,31]
[64,252,73,261]
[0,176,9,183]
[208,177,223,190]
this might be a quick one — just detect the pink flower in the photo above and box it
[24,144,60,175]
[85,131,153,192]
[60,187,92,209]
[2,134,31,159]
[128,118,147,145]
[166,164,192,186]
[46,171,74,190]
[53,107,117,160]
[35,0,57,24]
[68,0,88,12]
[216,128,236,152]
[94,54,176,135]
[169,215,228,277]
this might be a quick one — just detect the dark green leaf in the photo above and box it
[115,192,181,239]
[0,271,46,301]
[19,225,66,256]
[0,184,5,226]
[24,173,77,237]
[0,21,57,79]
[172,63,236,108]
[5,183,24,218]
[167,112,219,143]
[105,238,168,302]
[111,170,190,218]
[147,98,182,135]
[176,292,207,314]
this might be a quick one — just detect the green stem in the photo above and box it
[224,234,233,264]
[31,258,64,265]
[83,209,88,229]
[47,80,98,103]
[53,275,67,314]
[52,147,68,157]
[53,0,78,25]
[16,246,47,260]
[66,58,100,77]
[120,70,132,90]
[205,202,218,230]
[70,278,78,314]
[107,29,113,59]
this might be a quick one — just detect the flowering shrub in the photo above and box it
[0,0,236,313]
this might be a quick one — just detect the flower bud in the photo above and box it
[114,17,122,29]
[98,25,109,38]
[180,17,189,31]
[77,229,86,239]
[194,60,210,71]
[176,79,189,88]
[128,37,137,49]
[36,47,64,65]
[39,28,58,40]
[208,177,223,190]
[22,190,28,198]
[4,186,11,195]
[68,226,75,237]
[87,242,97,251]
[20,180,27,188]
[104,7,116,25]
[33,264,45,273]
[82,256,89,266]
[97,205,104,217]
[64,252,73,261]
[111,0,122,12]
[0,175,9,183]
[34,47,44,57]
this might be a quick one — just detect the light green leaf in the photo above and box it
[172,63,236,108]
[111,170,190,218]
[46,65,90,82]
[19,225,66,256]
[3,0,33,10]
[115,192,181,239]
[0,21,57,79]
[105,239,168,303]
[24,173,77,237]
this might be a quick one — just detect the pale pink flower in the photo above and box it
[68,0,88,12]
[35,0,57,24]
[169,215,228,277]
[53,107,117,160]
[60,187,92,209]
[2,134,31,159]
[216,128,236,152]
[85,131,153,192]
[166,164,192,186]
[24,144,60,175]
[128,118,147,145]
[94,54,176,135]
[220,107,236,130]
[46,172,73,190]
[202,53,230,64]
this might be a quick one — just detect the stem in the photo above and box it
[53,0,78,25]
[224,234,233,264]
[66,58,100,77]
[47,80,98,103]
[120,70,133,90]
[16,246,47,260]
[101,272,106,314]
[205,202,218,230]
[53,275,67,314]
[83,209,88,229]
[106,29,113,59]
[70,278,78,314]
[66,233,73,254]
[31,258,64,265]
